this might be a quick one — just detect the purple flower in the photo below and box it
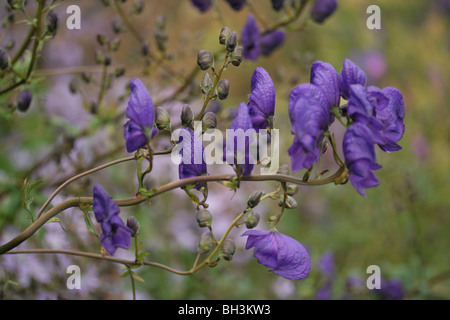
[123,78,155,153]
[311,0,338,24]
[339,58,367,100]
[93,184,132,256]
[190,0,211,12]
[377,279,404,300]
[241,14,285,61]
[225,0,246,11]
[271,0,285,11]
[177,127,207,190]
[225,102,255,176]
[343,123,381,197]
[248,67,276,130]
[242,230,311,280]
[288,83,330,172]
[310,60,340,111]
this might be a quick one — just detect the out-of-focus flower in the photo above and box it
[411,132,429,162]
[242,230,311,280]
[225,0,246,11]
[376,279,405,300]
[311,0,338,24]
[177,127,208,190]
[315,251,335,300]
[343,123,381,197]
[271,0,285,11]
[191,0,211,12]
[259,31,285,56]
[123,78,156,153]
[248,67,276,130]
[93,184,132,256]
[17,89,32,112]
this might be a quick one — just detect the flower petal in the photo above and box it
[248,67,276,129]
[241,14,261,60]
[123,120,149,153]
[310,60,340,110]
[260,31,285,56]
[93,184,120,223]
[339,59,367,100]
[126,78,155,128]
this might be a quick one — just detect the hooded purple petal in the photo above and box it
[339,59,367,100]
[271,0,285,11]
[191,0,212,12]
[242,230,311,280]
[260,30,285,56]
[377,87,405,152]
[311,0,338,24]
[126,78,155,128]
[310,60,340,111]
[248,67,276,130]
[178,127,207,189]
[225,0,246,11]
[241,14,261,61]
[123,120,149,153]
[343,123,381,197]
[93,184,120,222]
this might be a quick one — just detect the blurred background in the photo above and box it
[0,0,449,300]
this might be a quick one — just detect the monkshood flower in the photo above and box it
[310,60,340,116]
[339,58,367,100]
[311,0,338,24]
[123,78,156,153]
[242,14,285,60]
[248,67,276,130]
[191,0,211,12]
[224,102,255,176]
[242,230,311,280]
[343,123,381,197]
[288,83,330,172]
[177,127,208,190]
[93,184,132,256]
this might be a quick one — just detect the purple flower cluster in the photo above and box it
[241,14,285,60]
[93,184,132,256]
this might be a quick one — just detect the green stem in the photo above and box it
[127,266,136,300]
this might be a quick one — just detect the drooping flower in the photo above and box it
[311,0,338,24]
[224,102,255,176]
[339,58,367,100]
[271,0,285,11]
[310,60,340,111]
[123,78,156,153]
[343,123,381,197]
[259,31,285,56]
[93,184,132,256]
[288,83,330,172]
[242,230,311,280]
[225,0,246,11]
[177,127,208,190]
[190,0,212,12]
[248,67,276,130]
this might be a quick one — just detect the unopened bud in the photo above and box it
[17,89,32,112]
[114,67,126,77]
[156,15,166,30]
[201,72,213,94]
[244,212,260,229]
[81,72,92,83]
[279,195,298,209]
[196,209,212,228]
[154,29,168,52]
[4,39,15,50]
[155,107,171,131]
[217,79,230,100]
[225,31,237,52]
[126,216,140,237]
[247,190,265,208]
[197,49,214,71]
[220,239,235,261]
[202,112,217,131]
[197,232,213,253]
[132,0,145,14]
[110,37,121,51]
[96,34,108,46]
[7,0,23,10]
[90,101,98,114]
[112,18,124,33]
[45,10,58,36]
[219,26,232,45]
[0,48,10,70]
[230,45,243,67]
[286,183,298,196]
[69,78,79,94]
[181,105,194,128]
[103,53,111,66]
[141,41,150,56]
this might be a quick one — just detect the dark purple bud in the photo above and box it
[0,48,10,70]
[126,216,140,237]
[311,0,338,24]
[271,0,285,11]
[196,209,213,228]
[181,104,194,128]
[191,0,212,12]
[217,79,230,100]
[17,89,32,112]
[225,0,246,11]
[247,190,265,208]
[225,31,238,53]
[141,41,150,56]
[69,78,79,94]
[155,107,171,131]
[230,45,244,66]
[220,239,236,261]
[45,10,58,36]
[219,26,232,45]
[202,112,217,131]
[96,34,108,46]
[197,49,214,70]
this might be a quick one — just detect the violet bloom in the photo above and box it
[177,127,208,190]
[123,78,156,153]
[339,58,367,100]
[225,0,246,11]
[311,0,338,24]
[271,0,285,11]
[190,0,211,12]
[260,31,285,56]
[242,230,311,280]
[288,83,330,172]
[93,184,132,256]
[310,60,340,111]
[248,67,276,130]
[225,102,255,176]
[343,123,381,197]
[377,279,404,300]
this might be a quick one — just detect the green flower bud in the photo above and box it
[286,183,298,196]
[230,45,244,67]
[114,66,126,77]
[110,37,121,51]
[126,216,140,237]
[247,190,265,208]
[201,72,213,94]
[7,0,23,10]
[112,18,124,33]
[225,31,237,52]
[4,39,15,51]
[17,89,32,112]
[132,0,145,14]
[0,48,10,70]
[279,195,298,209]
[155,107,171,131]
[217,79,230,100]
[96,34,108,46]
[45,10,58,36]
[196,209,212,228]
[220,239,235,261]
[181,104,194,128]
[103,53,112,66]
[244,211,260,229]
[81,72,92,83]
[154,29,168,52]
[156,15,166,30]
[197,49,214,71]
[197,232,213,253]
[219,26,232,45]
[202,112,217,131]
